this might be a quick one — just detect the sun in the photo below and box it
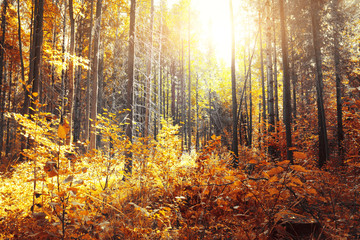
[192,0,253,66]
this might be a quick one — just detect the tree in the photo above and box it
[84,0,94,143]
[279,0,293,163]
[230,0,238,166]
[332,0,344,162]
[89,0,103,150]
[144,0,154,138]
[29,0,45,116]
[0,0,8,156]
[187,4,191,151]
[68,0,75,144]
[124,0,136,175]
[310,0,329,167]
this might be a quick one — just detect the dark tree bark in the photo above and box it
[310,0,329,167]
[196,74,199,150]
[84,0,94,143]
[17,0,25,88]
[230,0,238,166]
[332,0,344,162]
[259,11,266,125]
[68,0,75,144]
[279,0,293,163]
[273,0,279,123]
[0,0,8,156]
[266,0,275,134]
[124,0,136,175]
[29,0,44,116]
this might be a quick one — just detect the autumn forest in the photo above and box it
[0,0,359,239]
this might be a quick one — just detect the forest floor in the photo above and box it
[0,120,359,239]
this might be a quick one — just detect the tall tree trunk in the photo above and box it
[248,45,253,147]
[273,0,279,123]
[266,0,275,133]
[196,74,199,150]
[96,45,104,147]
[17,0,25,90]
[332,0,343,162]
[290,34,297,120]
[279,0,293,163]
[230,0,238,166]
[144,0,154,138]
[311,0,329,167]
[187,6,191,151]
[0,0,8,156]
[125,0,136,175]
[29,0,44,116]
[89,0,102,150]
[68,0,76,145]
[259,11,266,125]
[181,39,185,151]
[5,64,11,155]
[84,0,94,143]
[171,61,176,120]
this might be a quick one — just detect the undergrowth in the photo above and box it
[0,113,359,239]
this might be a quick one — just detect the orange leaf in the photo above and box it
[306,188,317,195]
[293,151,307,159]
[267,188,279,196]
[267,166,284,176]
[290,176,303,186]
[277,160,290,166]
[290,165,308,173]
[58,124,67,139]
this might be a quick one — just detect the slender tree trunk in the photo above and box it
[259,11,266,125]
[89,0,102,150]
[125,0,136,175]
[17,0,25,88]
[171,61,176,120]
[96,44,104,148]
[248,47,253,147]
[187,6,191,151]
[266,0,275,133]
[157,8,163,138]
[84,0,94,143]
[5,64,12,155]
[230,0,238,166]
[332,0,344,162]
[290,34,297,120]
[144,0,154,138]
[279,0,293,163]
[23,2,34,116]
[196,74,199,150]
[181,39,185,151]
[68,0,75,144]
[311,0,329,167]
[273,0,279,123]
[0,0,8,156]
[29,0,44,116]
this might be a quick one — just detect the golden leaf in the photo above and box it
[293,151,307,159]
[267,188,279,196]
[290,165,308,173]
[32,92,39,97]
[58,124,67,139]
[267,166,284,176]
[277,160,290,166]
[290,176,303,186]
[58,119,70,139]
[306,188,317,195]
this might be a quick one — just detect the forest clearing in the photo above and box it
[0,0,359,239]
